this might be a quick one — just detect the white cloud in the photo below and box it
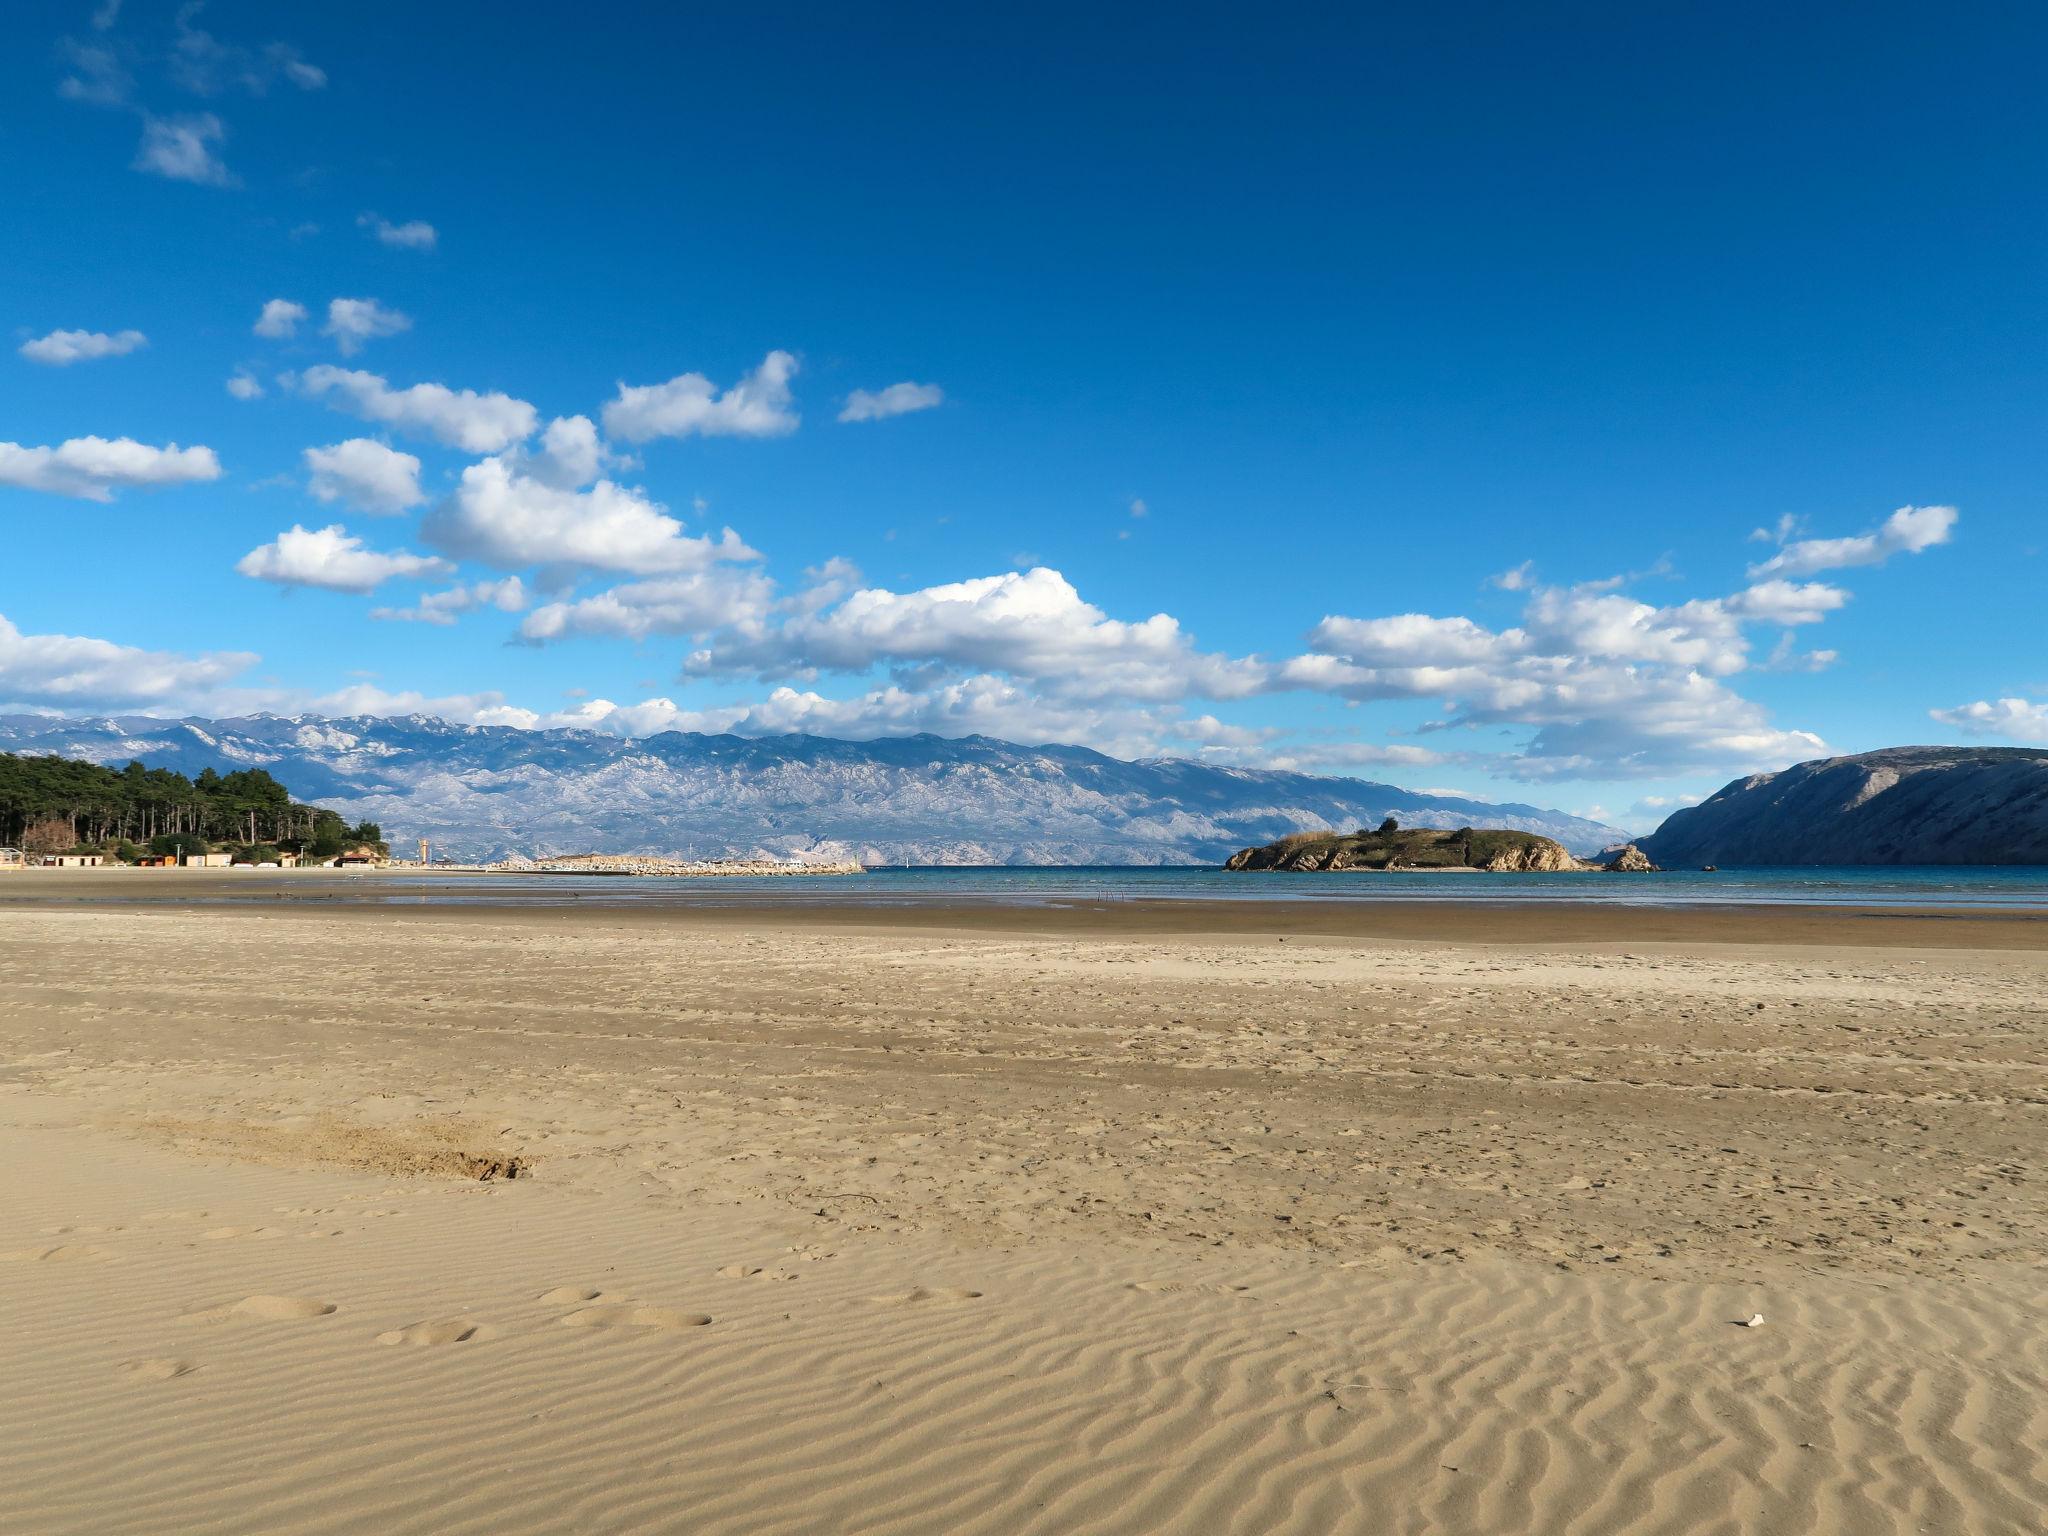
[18,328,147,366]
[1749,504,1957,577]
[518,568,777,642]
[322,297,411,356]
[603,350,799,442]
[1929,697,2048,743]
[304,439,425,515]
[0,612,254,706]
[169,12,325,95]
[305,683,538,729]
[92,0,122,30]
[358,213,437,251]
[226,371,263,400]
[421,450,757,576]
[293,366,538,453]
[684,565,1266,704]
[839,380,943,423]
[58,39,131,105]
[134,113,231,185]
[235,524,450,594]
[1723,579,1849,626]
[371,577,528,626]
[1489,560,1535,591]
[254,298,308,338]
[1129,498,1148,519]
[1282,571,1859,779]
[0,436,220,501]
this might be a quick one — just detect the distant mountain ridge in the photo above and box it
[0,713,1628,865]
[1640,746,2048,866]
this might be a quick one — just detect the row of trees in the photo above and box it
[0,753,385,861]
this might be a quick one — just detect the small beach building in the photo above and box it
[180,852,234,868]
[44,853,104,867]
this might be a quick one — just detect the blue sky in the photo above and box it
[2,1,2042,827]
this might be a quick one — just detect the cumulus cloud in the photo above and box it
[683,565,1267,704]
[1749,504,1957,577]
[225,371,263,399]
[839,381,943,423]
[421,443,757,576]
[134,112,231,185]
[517,569,777,643]
[371,577,527,626]
[18,327,147,365]
[254,298,307,338]
[0,436,220,500]
[322,297,411,356]
[0,612,254,706]
[1930,697,2048,743]
[235,524,450,594]
[304,439,424,514]
[358,213,436,251]
[293,366,537,453]
[603,350,799,442]
[1285,584,1831,780]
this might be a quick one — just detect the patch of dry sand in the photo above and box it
[0,902,2042,1534]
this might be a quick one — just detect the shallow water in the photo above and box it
[360,863,2048,910]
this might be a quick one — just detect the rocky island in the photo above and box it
[1224,820,1659,872]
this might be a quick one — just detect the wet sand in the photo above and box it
[1,887,2042,1532]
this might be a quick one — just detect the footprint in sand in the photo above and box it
[1127,1281,1252,1296]
[192,1295,338,1323]
[2,1244,119,1263]
[559,1305,710,1332]
[537,1286,602,1305]
[377,1319,493,1347]
[203,1226,286,1241]
[869,1286,983,1304]
[717,1264,799,1282]
[119,1358,201,1382]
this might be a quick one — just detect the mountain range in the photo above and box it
[0,713,1628,865]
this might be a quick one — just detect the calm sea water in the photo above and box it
[360,864,2048,910]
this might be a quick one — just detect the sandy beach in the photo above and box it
[1,879,2042,1534]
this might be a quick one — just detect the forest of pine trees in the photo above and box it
[0,752,386,861]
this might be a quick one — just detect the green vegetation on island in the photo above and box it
[0,752,384,863]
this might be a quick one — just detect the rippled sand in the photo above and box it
[1,898,2041,1533]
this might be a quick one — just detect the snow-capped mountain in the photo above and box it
[0,713,1628,864]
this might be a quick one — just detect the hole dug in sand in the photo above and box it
[137,1112,530,1182]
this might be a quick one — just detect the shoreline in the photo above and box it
[2,867,2046,947]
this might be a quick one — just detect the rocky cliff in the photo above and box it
[1640,746,2048,866]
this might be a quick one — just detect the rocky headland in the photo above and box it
[1641,746,2048,866]
[1225,824,1659,872]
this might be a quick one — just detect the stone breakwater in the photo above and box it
[489,855,865,877]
